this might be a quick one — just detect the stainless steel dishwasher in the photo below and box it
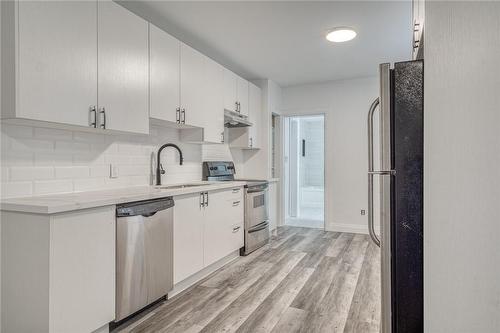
[115,197,174,322]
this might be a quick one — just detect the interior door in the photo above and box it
[149,23,180,124]
[180,43,205,128]
[18,1,97,127]
[98,1,149,134]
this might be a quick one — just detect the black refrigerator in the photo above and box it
[367,60,423,333]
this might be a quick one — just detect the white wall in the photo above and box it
[424,2,500,332]
[281,77,379,233]
[0,124,242,198]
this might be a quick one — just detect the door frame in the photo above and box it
[281,112,326,230]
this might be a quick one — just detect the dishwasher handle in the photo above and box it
[116,197,174,217]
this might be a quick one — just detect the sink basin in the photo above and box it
[156,184,205,190]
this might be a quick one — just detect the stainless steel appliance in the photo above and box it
[224,109,252,127]
[368,61,423,333]
[203,161,270,255]
[115,197,174,322]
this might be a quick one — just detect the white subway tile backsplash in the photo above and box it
[12,138,53,151]
[90,165,110,178]
[0,124,33,139]
[1,150,34,166]
[55,141,90,152]
[55,166,89,179]
[1,181,33,198]
[73,132,105,144]
[73,178,106,192]
[10,166,54,181]
[33,179,73,195]
[0,124,236,198]
[35,152,73,166]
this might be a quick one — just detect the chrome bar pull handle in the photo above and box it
[89,106,97,128]
[99,107,106,129]
[181,108,186,124]
[176,107,181,123]
[200,192,205,208]
[367,98,381,247]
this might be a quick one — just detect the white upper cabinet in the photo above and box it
[237,76,249,117]
[223,69,239,113]
[228,82,262,149]
[13,1,98,127]
[149,23,180,124]
[180,43,205,128]
[202,58,225,143]
[248,82,262,148]
[223,68,249,117]
[97,1,149,134]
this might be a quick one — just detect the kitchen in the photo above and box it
[1,1,499,333]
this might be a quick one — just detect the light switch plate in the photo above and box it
[110,164,119,178]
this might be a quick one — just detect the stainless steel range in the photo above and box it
[203,161,269,255]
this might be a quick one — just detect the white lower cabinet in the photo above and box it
[1,206,115,333]
[173,187,244,284]
[173,193,205,284]
[203,189,244,266]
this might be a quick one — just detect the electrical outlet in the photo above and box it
[110,164,119,178]
[360,209,366,216]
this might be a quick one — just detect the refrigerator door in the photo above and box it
[379,63,392,333]
[391,60,424,333]
[367,62,393,333]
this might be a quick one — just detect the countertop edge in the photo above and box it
[0,182,247,215]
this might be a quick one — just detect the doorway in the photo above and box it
[284,115,325,229]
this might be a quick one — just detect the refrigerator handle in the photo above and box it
[367,98,381,247]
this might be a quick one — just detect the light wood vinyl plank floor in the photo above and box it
[115,226,381,333]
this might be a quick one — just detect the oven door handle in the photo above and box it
[246,187,268,194]
[248,221,269,233]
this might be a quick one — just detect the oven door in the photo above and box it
[245,184,269,230]
[245,221,270,254]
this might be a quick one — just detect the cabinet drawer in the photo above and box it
[227,186,244,200]
[225,197,243,223]
[229,222,244,250]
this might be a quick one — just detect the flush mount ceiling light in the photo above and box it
[326,27,357,43]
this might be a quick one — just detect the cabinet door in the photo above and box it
[248,83,262,149]
[49,206,115,332]
[223,68,238,113]
[237,76,249,117]
[202,58,225,143]
[173,193,205,284]
[17,1,97,127]
[150,23,180,123]
[180,43,205,128]
[204,189,244,266]
[98,1,149,134]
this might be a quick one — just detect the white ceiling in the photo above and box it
[119,1,412,87]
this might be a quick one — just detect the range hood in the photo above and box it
[224,110,252,128]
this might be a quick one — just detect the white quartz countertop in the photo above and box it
[0,181,247,214]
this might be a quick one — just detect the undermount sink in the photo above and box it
[156,184,205,190]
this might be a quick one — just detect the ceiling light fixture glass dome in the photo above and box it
[326,27,357,43]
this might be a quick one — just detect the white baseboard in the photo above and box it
[327,223,368,234]
[326,223,381,235]
[168,250,240,298]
